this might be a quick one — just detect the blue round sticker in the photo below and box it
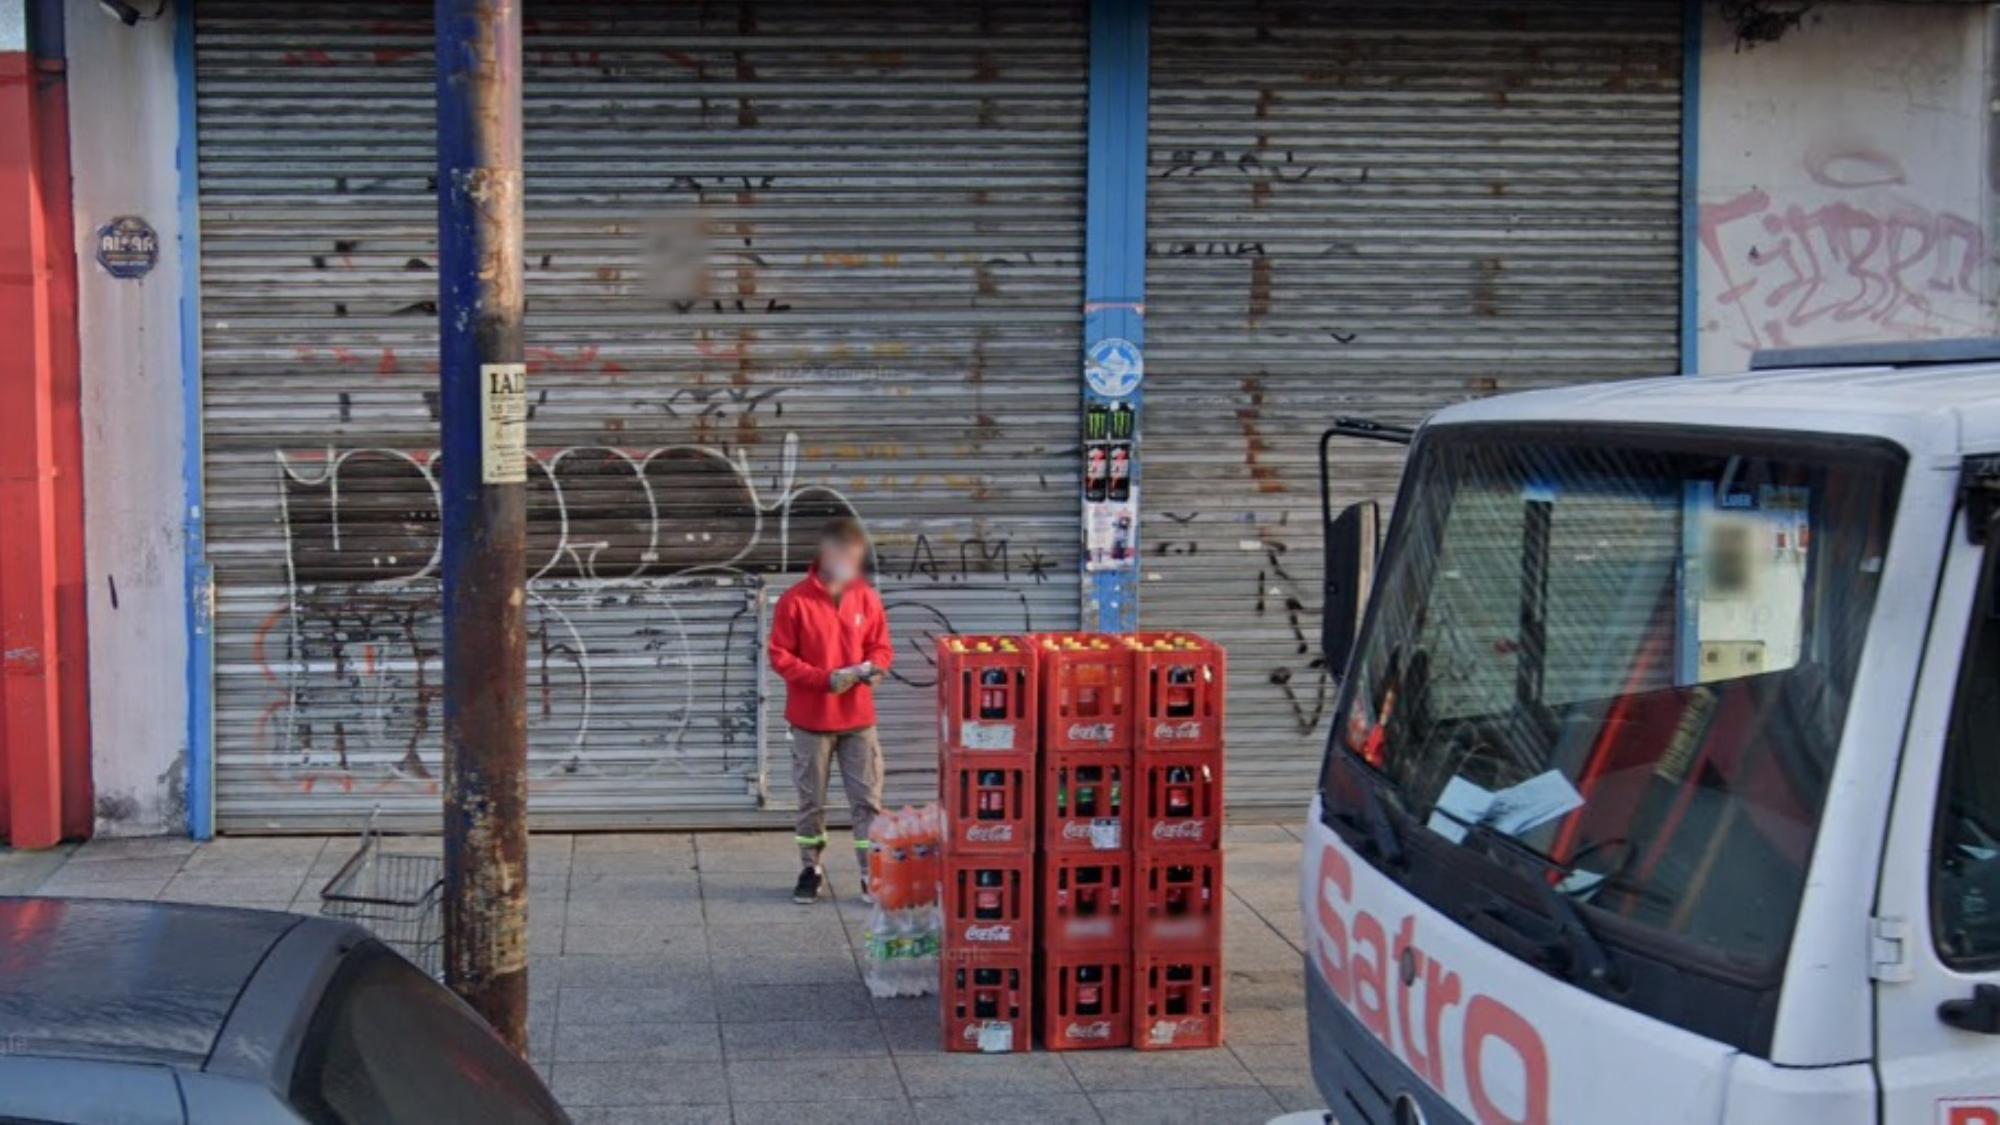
[1085,337,1143,399]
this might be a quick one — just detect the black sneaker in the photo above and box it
[793,865,824,904]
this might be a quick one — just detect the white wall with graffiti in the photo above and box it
[1697,2,1997,373]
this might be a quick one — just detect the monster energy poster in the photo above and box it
[1083,403,1136,572]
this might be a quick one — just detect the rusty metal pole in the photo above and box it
[435,0,528,1051]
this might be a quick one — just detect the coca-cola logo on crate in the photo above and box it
[1153,720,1205,742]
[964,823,1016,843]
[1152,820,1206,841]
[962,923,1015,943]
[1066,722,1116,742]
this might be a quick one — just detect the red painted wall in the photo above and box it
[0,32,93,847]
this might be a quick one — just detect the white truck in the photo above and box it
[1302,343,2000,1124]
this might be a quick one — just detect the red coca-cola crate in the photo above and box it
[1037,951,1132,1051]
[1039,854,1131,953]
[1035,632,1133,753]
[1134,951,1223,1050]
[942,761,1034,856]
[942,854,1033,953]
[1134,853,1223,952]
[938,635,1037,760]
[1041,752,1131,855]
[1133,752,1223,852]
[943,951,1032,1053]
[1128,633,1225,753]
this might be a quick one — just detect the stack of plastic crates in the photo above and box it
[1129,632,1226,1050]
[938,635,1038,1053]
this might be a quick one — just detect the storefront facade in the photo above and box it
[69,0,1996,837]
[181,0,1686,830]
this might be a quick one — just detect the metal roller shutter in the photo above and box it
[195,0,1087,831]
[1143,0,1683,808]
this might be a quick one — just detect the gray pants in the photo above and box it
[791,726,884,872]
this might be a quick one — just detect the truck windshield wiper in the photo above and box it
[1462,824,1621,993]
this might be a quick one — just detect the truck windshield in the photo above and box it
[1334,425,1902,980]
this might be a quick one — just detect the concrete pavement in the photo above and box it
[0,824,1321,1124]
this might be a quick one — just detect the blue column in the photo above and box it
[176,2,214,840]
[1675,1,1705,689]
[1081,0,1149,632]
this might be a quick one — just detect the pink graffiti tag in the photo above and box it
[1700,154,1989,352]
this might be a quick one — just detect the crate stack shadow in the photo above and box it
[938,630,1226,1053]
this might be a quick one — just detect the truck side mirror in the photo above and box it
[1322,501,1379,679]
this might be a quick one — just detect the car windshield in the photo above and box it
[290,942,567,1125]
[1335,425,1902,973]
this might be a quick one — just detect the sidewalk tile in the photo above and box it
[36,857,186,886]
[574,833,698,860]
[552,1060,729,1107]
[719,983,873,1022]
[1062,1048,1259,1093]
[1228,969,1309,1012]
[568,894,705,929]
[895,1053,1083,1098]
[560,984,718,1024]
[722,1018,887,1061]
[1231,1044,1313,1089]
[1215,1007,1307,1046]
[711,947,859,986]
[1091,1088,1284,1125]
[555,1021,722,1063]
[557,953,708,988]
[563,921,709,956]
[160,876,308,907]
[66,837,196,863]
[38,880,170,901]
[0,847,70,894]
[693,832,805,873]
[878,1004,944,1055]
[912,1093,1102,1124]
[183,838,327,876]
[567,871,701,900]
[704,919,852,952]
[727,1056,903,1102]
[704,895,847,927]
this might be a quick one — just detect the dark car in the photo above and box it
[0,897,567,1125]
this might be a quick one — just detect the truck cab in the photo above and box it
[1301,347,2000,1124]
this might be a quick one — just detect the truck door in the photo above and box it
[1875,496,2000,1125]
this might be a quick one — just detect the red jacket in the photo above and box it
[768,564,894,732]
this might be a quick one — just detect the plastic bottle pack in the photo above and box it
[863,804,943,998]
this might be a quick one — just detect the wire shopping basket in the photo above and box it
[319,810,445,978]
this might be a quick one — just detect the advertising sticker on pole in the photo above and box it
[480,362,527,484]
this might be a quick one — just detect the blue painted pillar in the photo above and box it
[176,2,214,840]
[1081,0,1149,632]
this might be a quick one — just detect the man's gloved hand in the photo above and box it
[829,668,860,694]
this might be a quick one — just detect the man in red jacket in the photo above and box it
[767,517,893,903]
